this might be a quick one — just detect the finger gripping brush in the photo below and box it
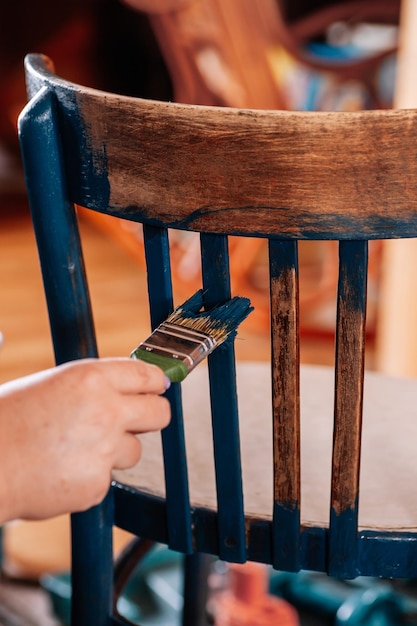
[131,290,253,382]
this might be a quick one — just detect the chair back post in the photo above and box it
[71,496,114,626]
[18,76,97,365]
[18,58,112,626]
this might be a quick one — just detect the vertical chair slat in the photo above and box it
[143,224,193,553]
[200,233,246,563]
[269,239,301,571]
[329,240,368,578]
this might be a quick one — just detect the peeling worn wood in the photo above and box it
[331,241,367,515]
[85,101,417,239]
[270,240,300,509]
[24,54,417,240]
[270,240,300,570]
[329,241,368,577]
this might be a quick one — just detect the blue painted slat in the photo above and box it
[247,520,273,563]
[18,86,97,365]
[300,527,328,574]
[142,224,174,327]
[269,239,301,572]
[272,503,301,572]
[192,507,219,556]
[142,224,193,554]
[329,240,368,578]
[200,233,246,563]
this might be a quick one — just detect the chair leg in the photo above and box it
[71,496,114,626]
[182,552,213,626]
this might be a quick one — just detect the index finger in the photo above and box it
[93,357,168,394]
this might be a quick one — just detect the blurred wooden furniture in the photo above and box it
[19,53,417,625]
[121,0,400,333]
[375,0,417,377]
[124,0,400,108]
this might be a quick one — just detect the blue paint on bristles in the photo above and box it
[167,289,253,345]
[131,289,253,382]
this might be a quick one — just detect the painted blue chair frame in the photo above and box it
[18,53,417,626]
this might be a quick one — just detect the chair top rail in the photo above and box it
[22,53,417,240]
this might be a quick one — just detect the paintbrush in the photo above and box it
[131,290,253,382]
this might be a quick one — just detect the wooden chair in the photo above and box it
[19,53,417,626]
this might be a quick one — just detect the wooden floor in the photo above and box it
[0,192,371,624]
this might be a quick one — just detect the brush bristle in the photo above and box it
[166,290,253,345]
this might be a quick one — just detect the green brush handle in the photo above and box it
[131,348,189,382]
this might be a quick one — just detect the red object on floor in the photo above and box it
[214,562,299,626]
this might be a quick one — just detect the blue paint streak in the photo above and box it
[273,501,301,572]
[338,240,368,313]
[82,203,417,241]
[19,87,98,364]
[329,505,359,579]
[55,89,111,210]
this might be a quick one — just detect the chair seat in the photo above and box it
[114,363,417,532]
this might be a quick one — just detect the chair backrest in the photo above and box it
[19,54,417,625]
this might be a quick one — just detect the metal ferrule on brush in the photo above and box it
[138,322,217,372]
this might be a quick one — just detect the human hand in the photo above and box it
[0,358,170,523]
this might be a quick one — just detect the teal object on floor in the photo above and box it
[41,545,184,626]
[270,571,417,626]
